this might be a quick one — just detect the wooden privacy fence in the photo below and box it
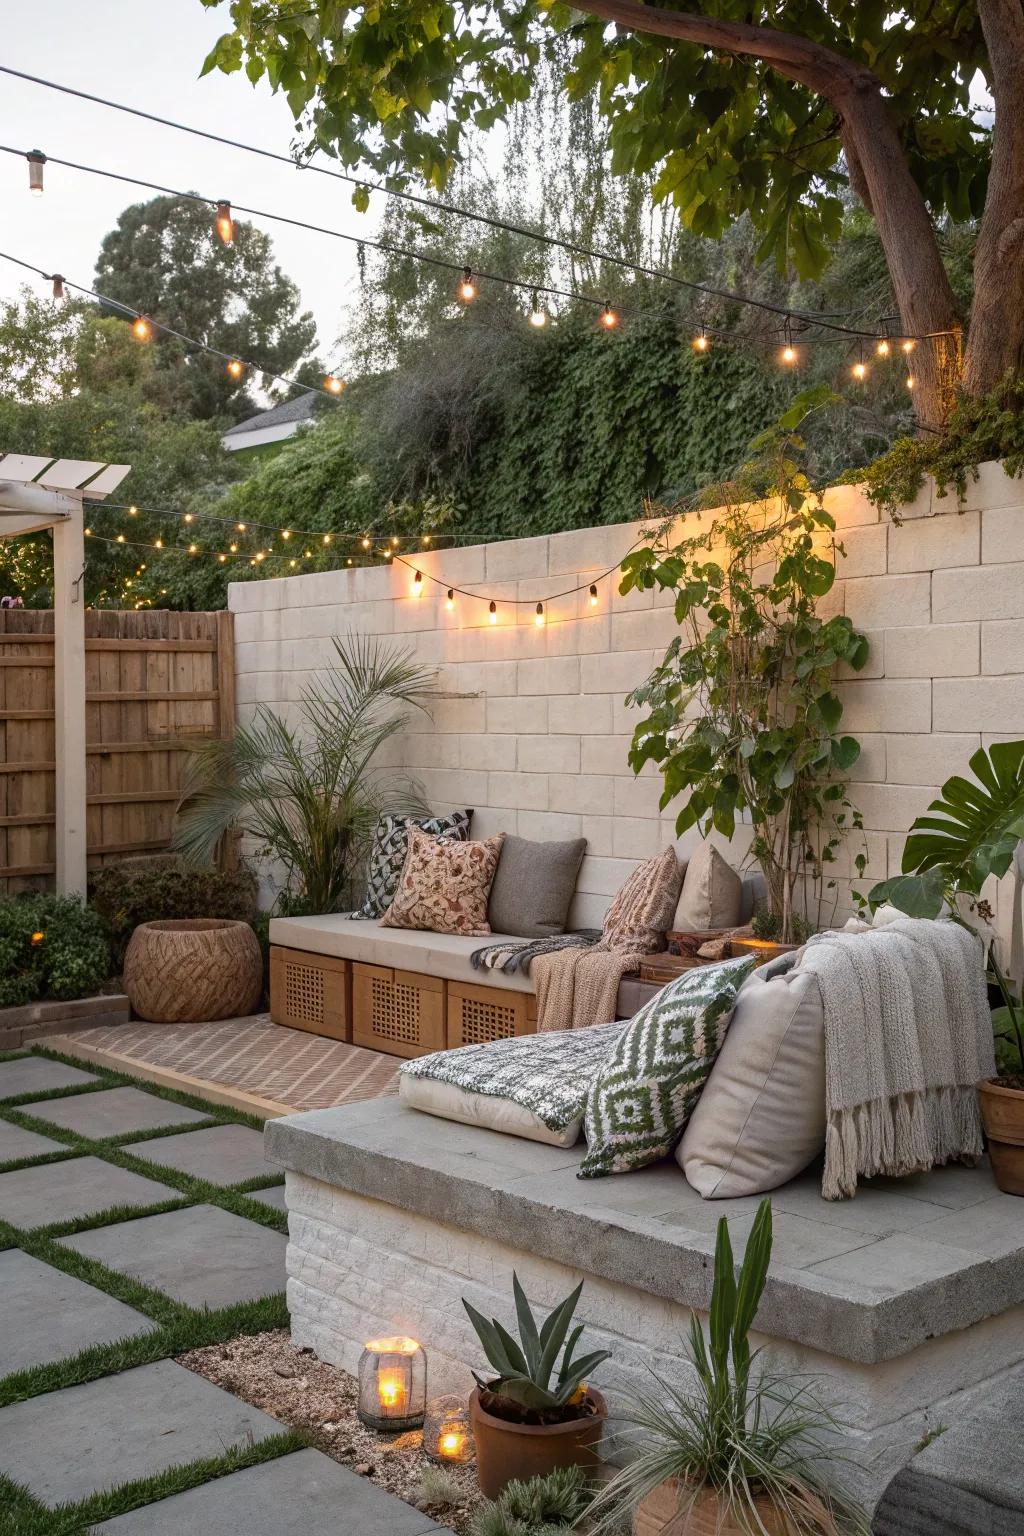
[0,609,235,894]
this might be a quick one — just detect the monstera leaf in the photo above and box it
[870,742,1024,916]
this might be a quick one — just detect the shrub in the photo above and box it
[0,894,111,1009]
[91,858,258,967]
[469,1467,591,1536]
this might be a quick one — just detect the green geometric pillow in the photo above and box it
[578,956,755,1179]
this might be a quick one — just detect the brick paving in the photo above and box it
[62,1015,400,1112]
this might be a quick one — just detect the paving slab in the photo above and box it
[18,1086,208,1139]
[0,1155,173,1229]
[122,1123,271,1186]
[248,1182,287,1214]
[60,1202,287,1308]
[0,1358,281,1506]
[0,1119,65,1163]
[0,1057,98,1099]
[91,1447,445,1534]
[0,1250,157,1377]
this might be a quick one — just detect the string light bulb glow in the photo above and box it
[488,600,497,624]
[906,374,916,391]
[589,584,598,607]
[446,588,455,611]
[324,375,345,394]
[692,329,709,353]
[183,513,193,523]
[27,149,45,196]
[458,266,477,302]
[361,535,371,549]
[236,522,246,531]
[529,291,547,328]
[600,303,618,330]
[132,316,152,341]
[323,533,331,545]
[534,601,545,627]
[215,200,234,245]
[188,543,198,554]
[851,352,868,381]
[412,569,423,597]
[876,338,891,357]
[902,338,916,354]
[154,539,163,549]
[128,505,138,516]
[227,358,244,379]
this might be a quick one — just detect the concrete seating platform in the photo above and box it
[266,1098,1024,1509]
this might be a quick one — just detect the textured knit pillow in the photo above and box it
[353,810,473,919]
[381,830,506,937]
[673,842,743,931]
[601,845,684,954]
[578,955,755,1178]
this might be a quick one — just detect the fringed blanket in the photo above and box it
[799,918,995,1199]
[470,931,601,975]
[532,946,646,1032]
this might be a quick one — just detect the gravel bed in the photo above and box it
[178,1328,481,1532]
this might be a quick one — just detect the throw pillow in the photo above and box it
[578,955,755,1178]
[678,956,825,1198]
[601,845,683,954]
[487,835,588,938]
[381,830,505,937]
[353,810,473,919]
[673,842,743,931]
[399,1021,623,1147]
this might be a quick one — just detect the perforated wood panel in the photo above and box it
[352,963,445,1059]
[447,981,535,1049]
[270,947,350,1040]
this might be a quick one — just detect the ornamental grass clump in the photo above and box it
[587,1200,868,1536]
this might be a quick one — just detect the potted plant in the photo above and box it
[587,1201,867,1536]
[868,740,1024,1195]
[463,1274,610,1499]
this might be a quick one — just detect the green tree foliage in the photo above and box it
[95,194,320,421]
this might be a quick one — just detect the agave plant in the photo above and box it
[587,1200,868,1535]
[463,1275,611,1416]
[172,634,436,913]
[868,740,1024,1068]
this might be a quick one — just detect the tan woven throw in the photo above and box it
[799,918,995,1199]
[533,847,682,1031]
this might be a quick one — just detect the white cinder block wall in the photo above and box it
[229,460,1024,944]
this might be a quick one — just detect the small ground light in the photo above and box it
[215,200,234,245]
[535,601,545,627]
[357,1337,426,1432]
[324,376,345,394]
[489,600,497,624]
[529,291,547,328]
[601,303,618,329]
[27,150,45,196]
[132,316,152,341]
[424,1396,473,1465]
[589,584,599,606]
[459,267,477,302]
[446,588,455,611]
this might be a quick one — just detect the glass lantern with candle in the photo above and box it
[357,1336,427,1432]
[424,1394,473,1464]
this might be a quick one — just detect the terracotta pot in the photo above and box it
[633,1478,805,1536]
[978,1078,1024,1195]
[469,1386,606,1500]
[123,918,263,1023]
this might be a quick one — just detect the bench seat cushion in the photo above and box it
[268,914,535,993]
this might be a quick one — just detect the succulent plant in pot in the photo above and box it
[463,1274,610,1499]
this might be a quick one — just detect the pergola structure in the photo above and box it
[0,455,130,896]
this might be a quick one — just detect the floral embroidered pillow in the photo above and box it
[381,830,506,937]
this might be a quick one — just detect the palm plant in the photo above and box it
[868,740,1024,1070]
[172,635,436,913]
[587,1201,867,1536]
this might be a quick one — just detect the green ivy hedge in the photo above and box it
[0,895,111,1010]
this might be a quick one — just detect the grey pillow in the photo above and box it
[487,835,587,938]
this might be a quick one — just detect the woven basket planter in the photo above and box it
[123,919,263,1023]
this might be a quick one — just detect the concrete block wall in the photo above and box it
[229,460,1024,939]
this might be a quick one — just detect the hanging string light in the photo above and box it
[600,303,618,330]
[901,338,916,355]
[458,267,477,302]
[534,601,545,627]
[906,373,916,391]
[227,358,245,379]
[131,316,152,341]
[50,273,65,300]
[488,600,498,624]
[692,327,709,353]
[780,319,797,366]
[529,291,547,329]
[876,337,891,358]
[589,584,599,607]
[26,148,45,195]
[323,375,345,394]
[446,588,455,611]
[851,344,868,382]
[215,200,234,245]
[412,569,423,597]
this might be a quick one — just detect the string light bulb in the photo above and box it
[236,522,246,532]
[459,267,477,302]
[589,584,598,607]
[361,535,371,549]
[851,347,868,382]
[780,320,797,366]
[534,601,545,627]
[128,505,138,516]
[876,337,891,357]
[27,149,45,196]
[901,338,916,354]
[132,316,152,342]
[51,274,65,301]
[324,375,345,394]
[529,291,547,328]
[229,543,238,553]
[227,359,244,379]
[446,589,455,611]
[412,569,423,597]
[183,513,194,523]
[115,533,125,544]
[488,600,498,624]
[219,553,227,562]
[906,374,916,391]
[692,328,709,353]
[323,533,331,545]
[188,543,198,554]
[154,538,163,549]
[215,200,234,245]
[281,529,290,540]
[600,303,618,330]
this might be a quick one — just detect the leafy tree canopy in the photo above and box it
[95,194,320,420]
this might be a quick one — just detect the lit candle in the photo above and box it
[377,1368,408,1413]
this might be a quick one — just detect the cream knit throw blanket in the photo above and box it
[799,918,995,1199]
[532,946,645,1032]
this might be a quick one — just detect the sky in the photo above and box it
[0,0,385,370]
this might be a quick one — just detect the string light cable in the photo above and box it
[0,62,908,338]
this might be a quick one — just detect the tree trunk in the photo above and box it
[577,0,964,426]
[963,0,1024,397]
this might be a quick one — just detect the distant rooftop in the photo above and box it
[223,393,321,439]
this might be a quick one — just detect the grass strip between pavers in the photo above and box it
[0,1428,307,1536]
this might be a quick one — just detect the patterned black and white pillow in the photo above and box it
[352,810,474,919]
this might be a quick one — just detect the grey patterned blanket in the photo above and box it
[470,930,602,974]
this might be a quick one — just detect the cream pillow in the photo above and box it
[673,842,743,930]
[678,959,826,1198]
[399,1074,582,1148]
